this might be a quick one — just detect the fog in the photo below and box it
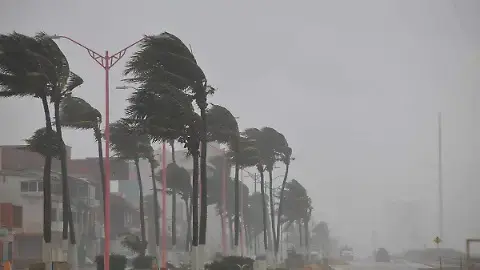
[2,0,480,257]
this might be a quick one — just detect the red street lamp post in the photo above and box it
[50,35,145,270]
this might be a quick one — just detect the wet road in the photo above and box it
[332,259,432,270]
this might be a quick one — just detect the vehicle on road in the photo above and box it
[340,246,354,261]
[375,248,391,262]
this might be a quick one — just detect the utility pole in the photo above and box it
[438,112,444,242]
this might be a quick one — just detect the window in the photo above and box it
[20,182,29,192]
[28,181,37,192]
[20,181,43,192]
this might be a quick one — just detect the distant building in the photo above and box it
[0,145,103,269]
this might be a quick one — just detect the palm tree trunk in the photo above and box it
[258,166,268,253]
[94,127,106,218]
[170,142,177,248]
[268,170,277,256]
[234,159,240,250]
[170,141,176,163]
[54,101,76,245]
[191,152,200,247]
[171,189,177,247]
[150,162,160,253]
[199,108,208,247]
[275,162,290,254]
[134,158,146,254]
[41,96,52,245]
[304,218,310,258]
[298,221,303,247]
[228,216,234,249]
[191,150,200,269]
[184,198,191,252]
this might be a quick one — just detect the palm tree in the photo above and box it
[281,179,312,255]
[244,127,286,256]
[312,222,330,256]
[275,146,293,254]
[0,32,80,262]
[206,104,243,251]
[123,82,201,255]
[109,119,151,253]
[125,34,213,265]
[244,192,268,256]
[125,81,196,254]
[159,162,189,250]
[144,146,160,256]
[160,163,192,251]
[59,96,105,214]
[0,32,57,254]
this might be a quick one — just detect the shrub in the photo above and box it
[205,256,254,270]
[132,255,155,269]
[95,254,128,270]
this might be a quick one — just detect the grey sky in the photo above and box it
[2,0,480,255]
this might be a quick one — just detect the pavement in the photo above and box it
[331,258,434,270]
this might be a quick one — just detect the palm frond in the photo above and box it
[24,127,62,158]
[206,104,239,145]
[109,118,150,160]
[63,72,84,95]
[60,96,101,130]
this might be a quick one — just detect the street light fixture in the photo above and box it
[50,34,147,270]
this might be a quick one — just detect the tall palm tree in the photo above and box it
[144,146,160,256]
[0,32,79,262]
[109,119,151,253]
[125,34,213,266]
[312,222,330,256]
[37,37,85,253]
[125,82,195,253]
[0,32,57,255]
[123,81,200,254]
[206,104,243,251]
[281,179,312,255]
[59,96,105,214]
[160,163,192,251]
[244,127,286,256]
[275,146,293,254]
[244,192,268,256]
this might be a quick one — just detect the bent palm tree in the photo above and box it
[1,32,80,261]
[281,179,312,254]
[125,34,213,265]
[206,104,242,251]
[60,96,105,214]
[144,146,160,255]
[34,32,85,249]
[0,32,57,251]
[275,146,292,254]
[245,127,288,258]
[109,119,151,254]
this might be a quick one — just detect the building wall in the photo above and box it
[0,174,65,234]
[0,145,70,172]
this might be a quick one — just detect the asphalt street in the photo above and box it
[332,258,433,270]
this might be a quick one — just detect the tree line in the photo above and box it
[0,31,316,267]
